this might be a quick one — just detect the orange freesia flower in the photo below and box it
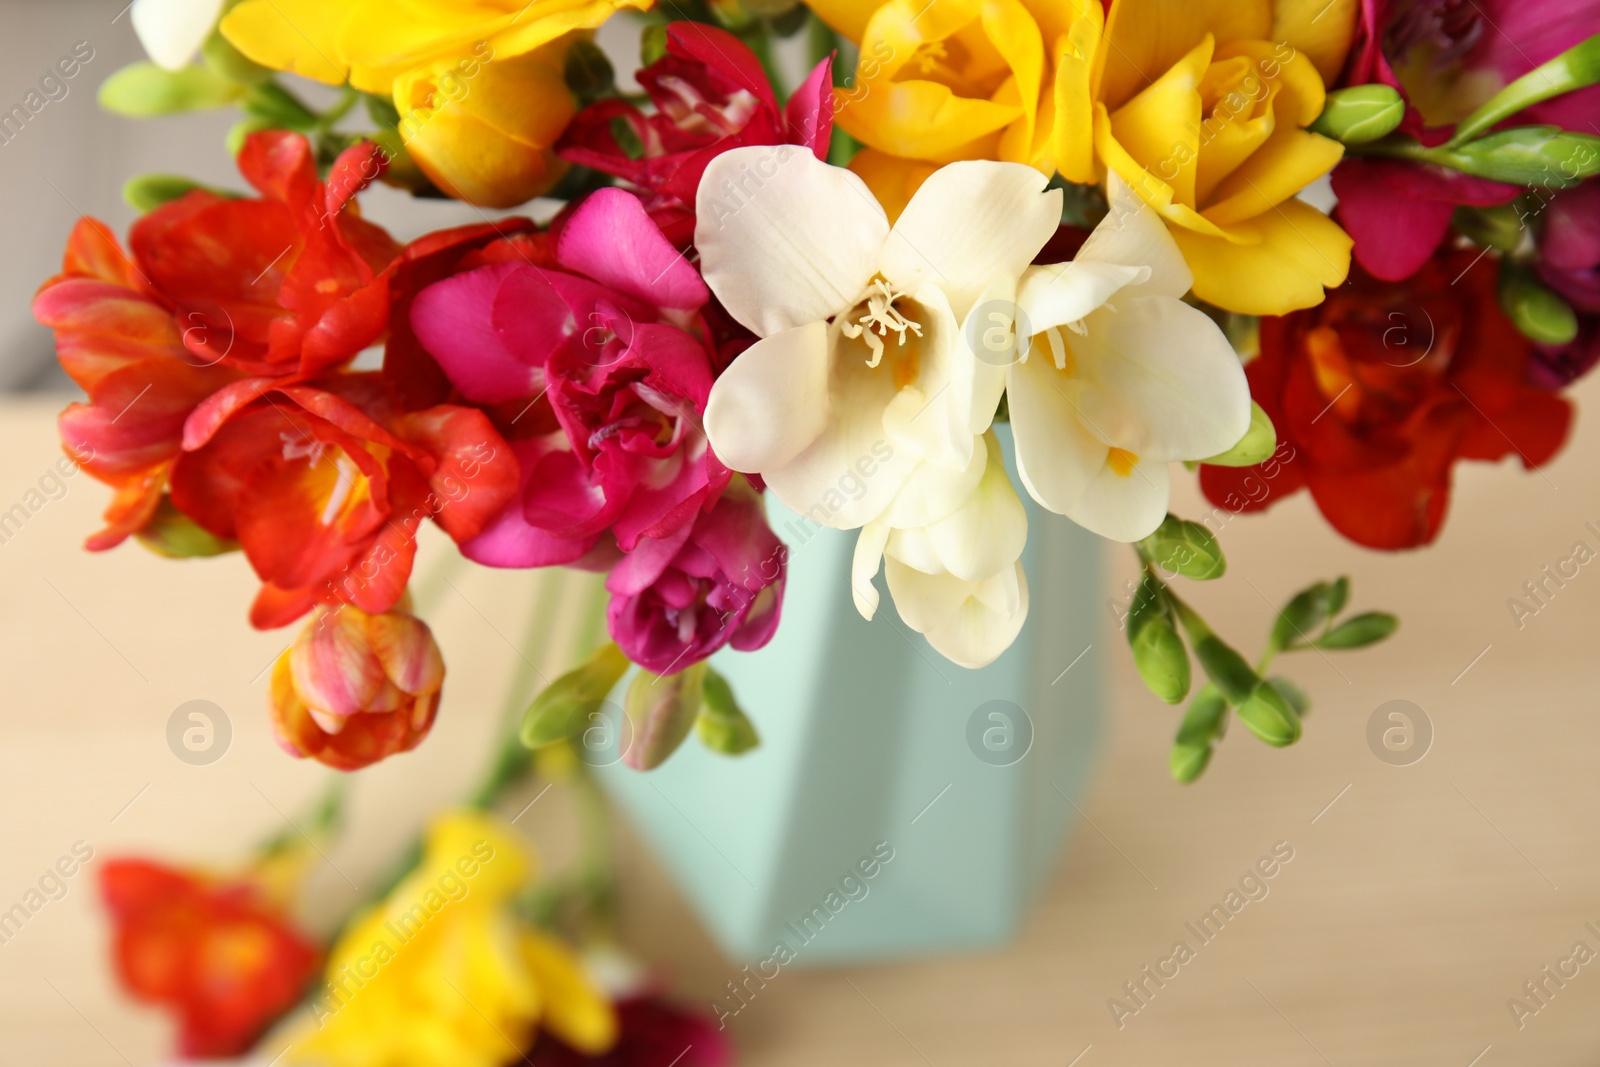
[100,858,320,1059]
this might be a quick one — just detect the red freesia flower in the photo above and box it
[170,375,517,627]
[1332,0,1600,280]
[1201,248,1571,549]
[35,131,398,549]
[100,859,320,1059]
[531,994,732,1067]
[558,21,833,246]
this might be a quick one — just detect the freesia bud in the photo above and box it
[394,42,575,208]
[1309,85,1405,144]
[1500,265,1580,344]
[270,605,444,771]
[1126,575,1190,705]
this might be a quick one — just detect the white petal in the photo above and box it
[705,321,830,473]
[1075,172,1195,300]
[763,381,917,531]
[924,564,1031,670]
[884,524,944,575]
[695,146,888,337]
[132,0,225,70]
[961,276,1019,434]
[852,522,890,620]
[879,286,973,471]
[1064,454,1172,542]
[879,435,988,529]
[1017,260,1151,335]
[881,161,1062,323]
[1006,353,1106,515]
[883,557,970,635]
[923,433,1027,583]
[1072,297,1253,461]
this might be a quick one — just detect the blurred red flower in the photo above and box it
[100,859,319,1059]
[1201,249,1571,549]
[531,995,731,1067]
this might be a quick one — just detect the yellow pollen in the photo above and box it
[1107,448,1139,477]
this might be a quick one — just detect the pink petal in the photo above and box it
[556,188,708,311]
[410,262,542,404]
[1332,158,1519,280]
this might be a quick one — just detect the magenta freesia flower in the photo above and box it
[1532,179,1600,388]
[1333,0,1600,280]
[558,21,833,246]
[409,187,728,569]
[607,480,785,676]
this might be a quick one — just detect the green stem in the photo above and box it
[316,85,361,133]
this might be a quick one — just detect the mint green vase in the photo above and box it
[596,434,1105,964]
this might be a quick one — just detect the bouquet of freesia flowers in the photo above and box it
[34,0,1600,1056]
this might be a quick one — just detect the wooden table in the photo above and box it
[3,384,1599,1067]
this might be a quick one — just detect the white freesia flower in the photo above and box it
[852,434,1030,669]
[131,0,225,71]
[697,145,1062,530]
[1005,176,1253,541]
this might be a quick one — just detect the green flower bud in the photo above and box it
[521,644,631,749]
[1201,401,1277,468]
[1500,265,1580,345]
[1138,515,1226,581]
[135,497,238,558]
[1312,612,1400,650]
[1128,576,1191,705]
[1309,85,1405,144]
[696,668,760,755]
[1446,126,1600,189]
[99,61,242,117]
[1236,683,1303,747]
[624,662,708,771]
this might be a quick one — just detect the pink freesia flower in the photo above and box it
[1532,179,1600,388]
[408,187,728,569]
[1333,0,1600,280]
[607,480,785,675]
[558,21,833,246]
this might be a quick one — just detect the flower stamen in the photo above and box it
[841,279,923,367]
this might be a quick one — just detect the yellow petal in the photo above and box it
[838,79,1019,161]
[1220,39,1328,125]
[1108,36,1212,210]
[1202,127,1343,226]
[1096,0,1272,109]
[1047,0,1105,182]
[1094,102,1232,239]
[220,0,351,85]
[808,0,881,42]
[1271,0,1359,85]
[1172,198,1350,314]
[521,932,618,1055]
[849,148,939,223]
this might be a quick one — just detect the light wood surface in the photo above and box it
[3,382,1599,1067]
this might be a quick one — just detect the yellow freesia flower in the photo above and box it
[287,811,615,1067]
[811,0,1103,185]
[220,0,650,206]
[1091,0,1359,315]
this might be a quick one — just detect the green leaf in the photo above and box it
[99,61,243,116]
[1453,203,1525,252]
[1450,33,1600,146]
[1327,576,1351,618]
[1170,685,1228,784]
[1309,84,1405,144]
[123,174,236,213]
[696,668,760,755]
[365,92,402,129]
[1192,636,1259,705]
[1236,683,1303,746]
[641,23,669,66]
[1127,575,1190,703]
[564,38,616,105]
[1201,401,1277,468]
[623,662,707,770]
[1311,612,1399,650]
[1271,581,1334,652]
[1500,265,1580,345]
[1139,515,1226,580]
[238,82,320,130]
[135,497,238,558]
[520,644,631,749]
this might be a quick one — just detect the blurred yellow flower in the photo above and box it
[220,0,650,206]
[1091,0,1359,315]
[288,811,615,1067]
[812,0,1103,183]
